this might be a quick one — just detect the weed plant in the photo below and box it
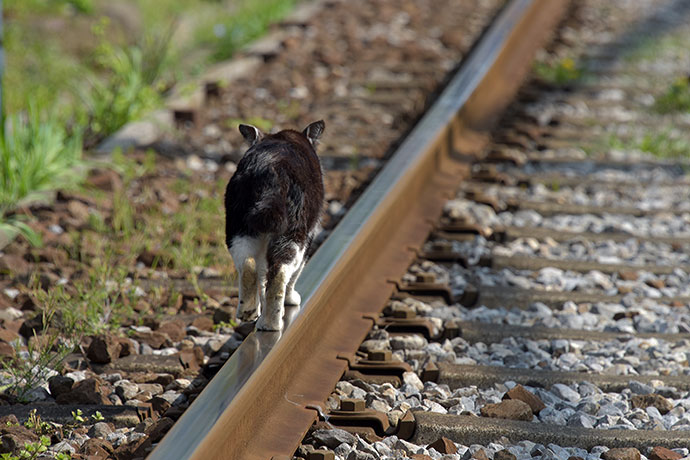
[0,308,73,403]
[607,131,690,158]
[534,57,581,85]
[654,77,690,114]
[80,20,172,146]
[198,0,296,61]
[0,104,85,245]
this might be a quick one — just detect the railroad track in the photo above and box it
[150,0,690,459]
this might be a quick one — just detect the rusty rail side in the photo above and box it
[148,1,569,459]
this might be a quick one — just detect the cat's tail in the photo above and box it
[246,178,288,235]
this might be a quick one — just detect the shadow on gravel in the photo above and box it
[586,0,690,68]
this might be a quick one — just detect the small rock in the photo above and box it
[165,390,189,407]
[137,383,164,396]
[427,437,457,454]
[646,279,665,289]
[618,271,638,281]
[88,422,113,438]
[157,321,186,343]
[0,342,14,358]
[145,417,174,443]
[134,418,154,433]
[390,335,427,350]
[48,375,75,398]
[64,370,87,382]
[87,334,123,364]
[410,455,433,460]
[150,396,171,415]
[55,378,110,405]
[551,383,581,403]
[602,448,641,460]
[0,424,39,453]
[80,437,115,457]
[630,394,673,415]
[115,380,140,401]
[480,400,532,421]
[0,328,20,344]
[25,387,50,402]
[629,381,654,395]
[495,449,517,460]
[309,429,357,449]
[113,433,151,459]
[130,329,172,349]
[166,378,192,391]
[52,440,76,454]
[649,447,682,460]
[504,384,546,414]
[402,372,424,391]
[191,316,214,332]
[473,448,490,460]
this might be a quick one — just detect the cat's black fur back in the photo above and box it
[225,129,324,251]
[224,121,325,331]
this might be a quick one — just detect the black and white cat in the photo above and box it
[224,120,325,331]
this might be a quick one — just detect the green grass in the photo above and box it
[5,0,298,119]
[0,104,86,245]
[533,57,582,85]
[624,32,687,63]
[1,305,73,403]
[654,77,690,114]
[76,18,174,146]
[607,131,690,159]
[194,0,297,62]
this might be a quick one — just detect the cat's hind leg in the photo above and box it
[256,238,300,331]
[229,236,261,322]
[285,247,306,306]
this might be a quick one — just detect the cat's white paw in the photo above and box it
[284,289,301,306]
[236,303,259,322]
[255,315,282,331]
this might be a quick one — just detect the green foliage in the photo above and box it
[43,259,137,337]
[0,103,85,246]
[1,309,73,403]
[5,0,92,14]
[654,77,690,114]
[213,319,238,331]
[200,0,296,62]
[24,409,51,436]
[92,411,105,422]
[607,131,690,158]
[0,105,84,207]
[18,435,50,460]
[624,33,686,63]
[534,57,581,85]
[71,409,85,423]
[80,19,172,146]
[0,218,42,248]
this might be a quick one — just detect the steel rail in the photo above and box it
[148,1,568,459]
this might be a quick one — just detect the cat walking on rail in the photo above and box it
[224,120,325,331]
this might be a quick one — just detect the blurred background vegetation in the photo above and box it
[1,0,295,243]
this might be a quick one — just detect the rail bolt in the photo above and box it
[367,350,392,362]
[340,398,365,412]
[306,451,335,460]
[415,272,436,283]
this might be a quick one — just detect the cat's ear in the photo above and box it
[303,120,325,146]
[239,124,263,146]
